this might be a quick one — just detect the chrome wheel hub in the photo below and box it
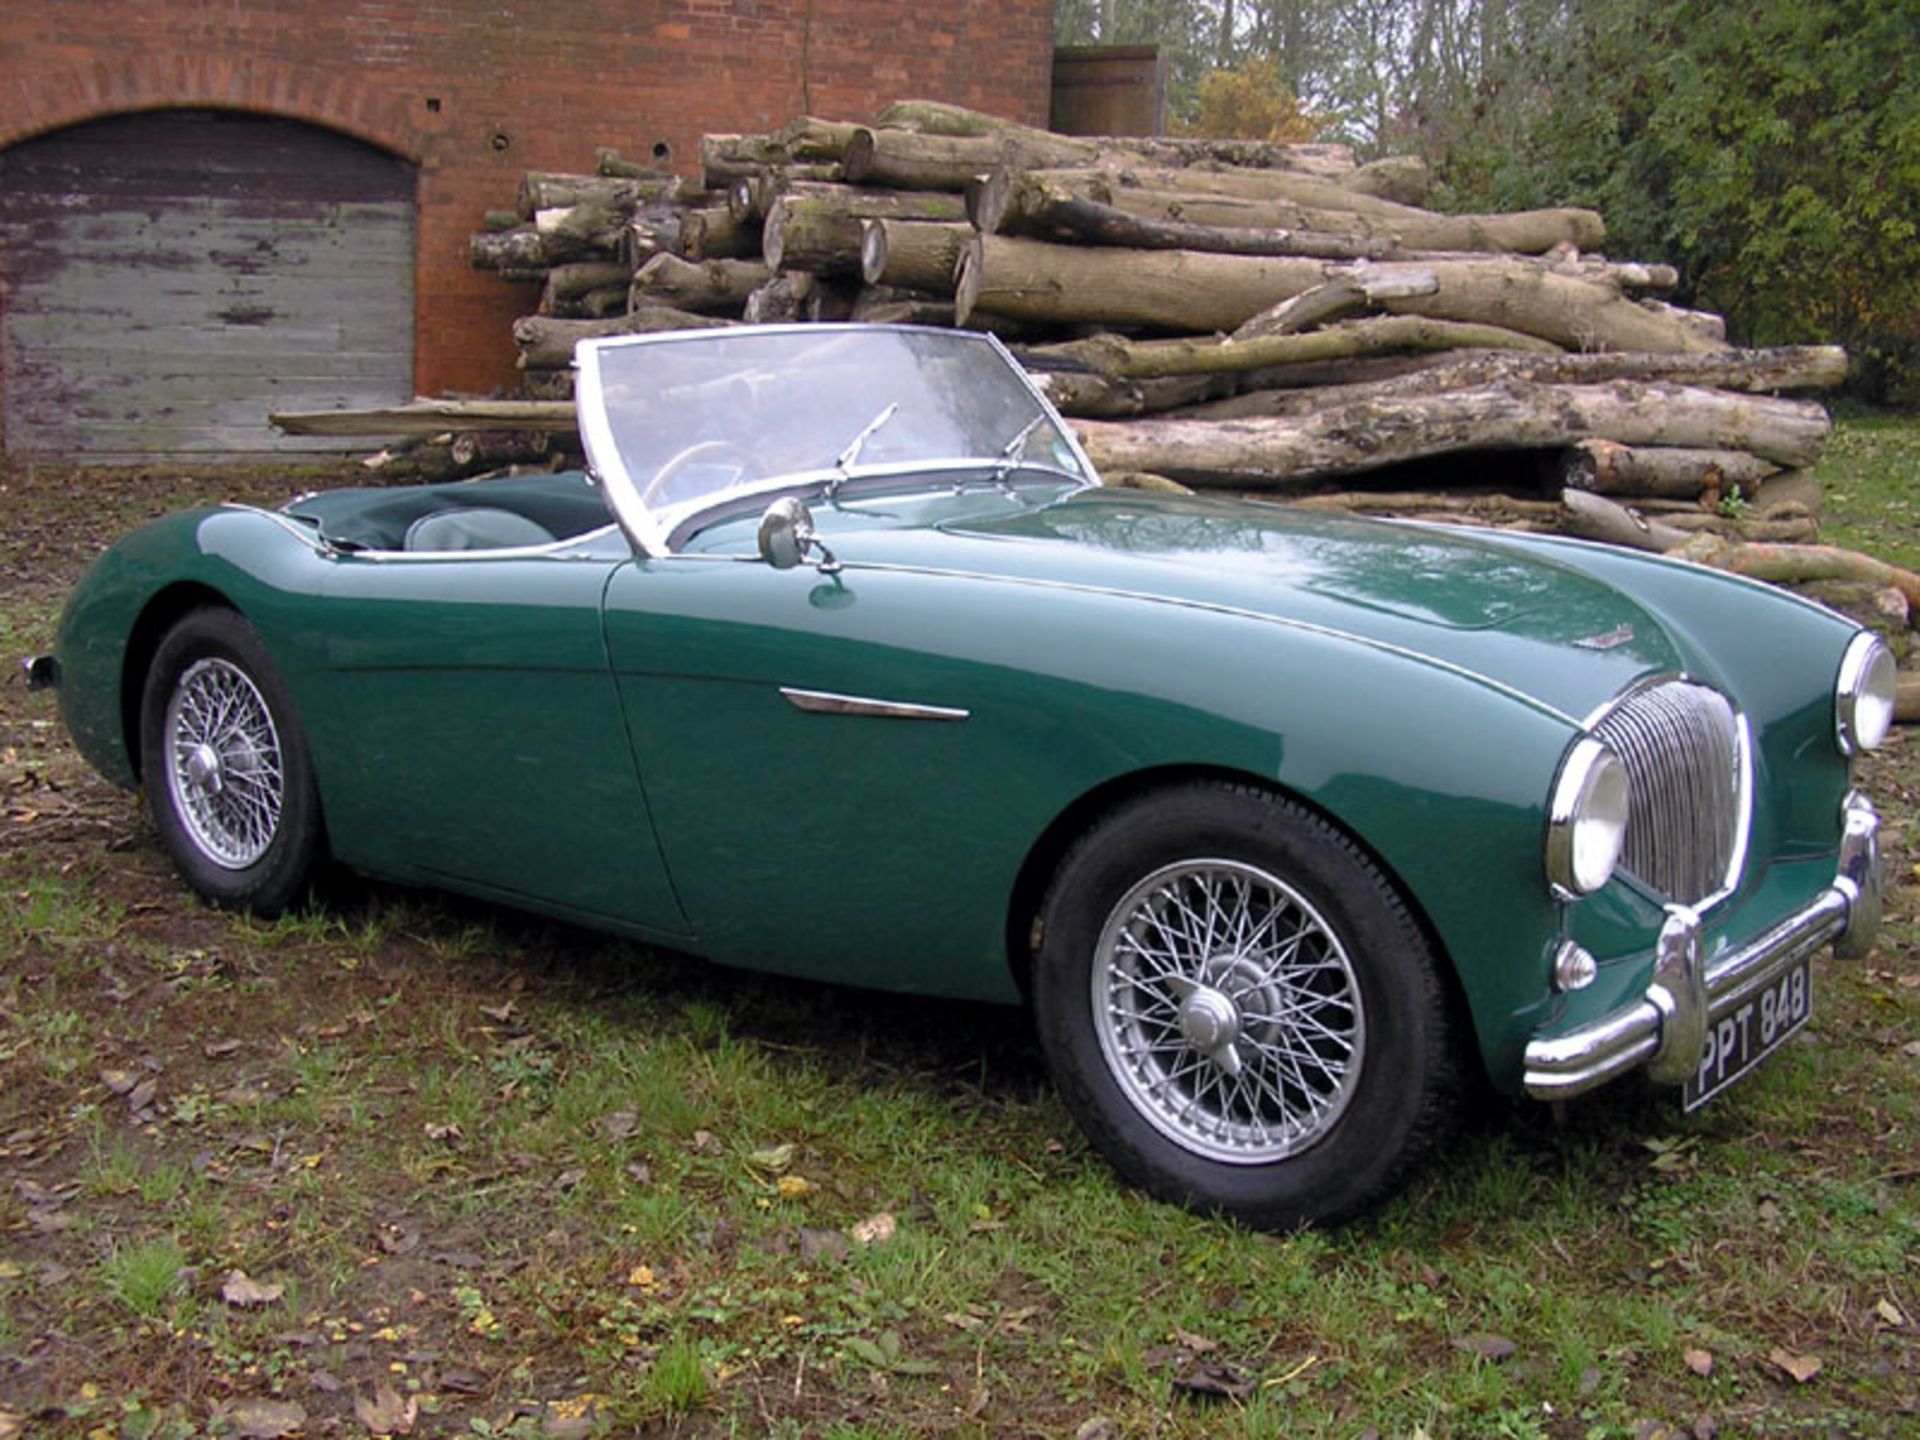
[1092,859,1367,1165]
[163,658,284,870]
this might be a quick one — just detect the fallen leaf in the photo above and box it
[220,1397,307,1438]
[550,1167,586,1193]
[798,1226,850,1262]
[776,1174,813,1199]
[221,1269,285,1308]
[353,1380,418,1434]
[689,1129,721,1155]
[850,1211,897,1245]
[1073,1420,1116,1440]
[1170,1361,1257,1402]
[623,1160,652,1185]
[1768,1347,1822,1383]
[600,1109,638,1141]
[1903,1040,1920,1060]
[0,1407,20,1440]
[1173,1327,1219,1353]
[439,1368,487,1395]
[424,1122,463,1144]
[749,1142,796,1171]
[479,1001,516,1023]
[204,1038,244,1059]
[1451,1334,1518,1362]
[1876,1299,1907,1327]
[99,1068,138,1095]
[125,1076,158,1112]
[1684,1347,1715,1377]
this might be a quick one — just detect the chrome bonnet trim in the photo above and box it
[779,687,969,722]
[1524,792,1879,1101]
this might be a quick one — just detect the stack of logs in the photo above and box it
[461,102,1854,573]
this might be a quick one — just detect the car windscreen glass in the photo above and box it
[577,326,1093,553]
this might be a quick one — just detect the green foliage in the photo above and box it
[1177,57,1322,141]
[1416,0,1920,405]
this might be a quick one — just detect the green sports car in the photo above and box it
[33,324,1893,1228]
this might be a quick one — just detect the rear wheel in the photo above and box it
[139,608,323,915]
[1032,781,1457,1229]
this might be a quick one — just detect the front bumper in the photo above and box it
[1523,791,1882,1101]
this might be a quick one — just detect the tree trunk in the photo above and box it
[1022,316,1560,380]
[629,254,770,313]
[1342,154,1433,205]
[513,308,729,370]
[860,219,972,291]
[972,172,1401,259]
[543,262,629,308]
[762,189,968,275]
[449,430,553,470]
[1556,438,1780,499]
[1035,371,1237,419]
[699,130,850,187]
[1176,344,1850,417]
[872,99,1356,177]
[470,228,549,271]
[1072,382,1832,486]
[1559,489,1698,551]
[1675,534,1920,614]
[843,127,1105,190]
[992,168,1606,254]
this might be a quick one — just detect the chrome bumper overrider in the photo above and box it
[22,655,59,692]
[1523,792,1882,1101]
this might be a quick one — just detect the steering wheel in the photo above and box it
[642,439,752,506]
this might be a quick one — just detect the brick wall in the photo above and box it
[0,0,1054,413]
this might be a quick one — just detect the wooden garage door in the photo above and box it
[0,110,414,455]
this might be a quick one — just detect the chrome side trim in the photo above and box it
[1523,792,1879,1101]
[779,687,969,722]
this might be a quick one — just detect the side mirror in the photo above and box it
[757,497,840,573]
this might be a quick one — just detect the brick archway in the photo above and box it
[0,49,422,162]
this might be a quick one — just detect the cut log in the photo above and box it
[1072,382,1832,487]
[1677,534,1920,617]
[1023,317,1560,381]
[1639,299,1727,344]
[1035,372,1232,419]
[677,206,759,261]
[872,99,1356,177]
[1295,490,1565,525]
[993,169,1606,254]
[1238,271,1440,337]
[700,130,851,187]
[629,254,770,313]
[860,219,973,292]
[1556,438,1780,499]
[1560,488,1692,551]
[849,294,956,327]
[543,261,630,307]
[516,171,673,219]
[450,431,553,470]
[843,127,1104,190]
[1177,344,1850,418]
[273,399,579,439]
[742,272,817,324]
[1342,155,1433,206]
[762,189,967,276]
[954,238,1695,349]
[513,309,729,370]
[521,368,574,401]
[971,172,1401,259]
[470,227,549,271]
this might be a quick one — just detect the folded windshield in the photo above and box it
[575,325,1094,554]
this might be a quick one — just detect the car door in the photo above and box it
[307,550,690,939]
[599,554,1188,1001]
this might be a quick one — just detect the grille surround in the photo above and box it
[1588,678,1751,908]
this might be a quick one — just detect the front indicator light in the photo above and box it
[1546,737,1630,897]
[1836,632,1896,755]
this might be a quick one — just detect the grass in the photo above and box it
[0,448,1916,1435]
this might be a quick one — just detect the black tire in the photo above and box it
[138,608,324,916]
[1032,780,1456,1230]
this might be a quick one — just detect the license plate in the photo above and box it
[1682,958,1813,1111]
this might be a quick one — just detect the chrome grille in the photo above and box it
[1590,680,1748,906]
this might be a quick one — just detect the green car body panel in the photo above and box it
[53,477,1863,1095]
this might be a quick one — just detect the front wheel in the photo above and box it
[1032,782,1457,1229]
[139,608,324,915]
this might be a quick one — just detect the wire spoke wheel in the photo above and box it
[1092,858,1366,1164]
[162,656,285,870]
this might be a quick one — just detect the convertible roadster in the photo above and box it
[35,325,1892,1228]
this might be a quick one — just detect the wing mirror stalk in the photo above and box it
[757,497,842,575]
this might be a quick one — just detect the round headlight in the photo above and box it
[1546,737,1631,897]
[1836,632,1897,755]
